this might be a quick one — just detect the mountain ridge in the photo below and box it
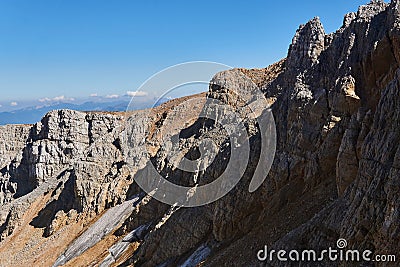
[0,1,400,266]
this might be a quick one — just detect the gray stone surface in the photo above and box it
[1,1,400,266]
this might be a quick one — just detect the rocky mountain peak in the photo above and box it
[357,0,388,20]
[286,16,325,70]
[1,1,400,266]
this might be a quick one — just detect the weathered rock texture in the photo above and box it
[0,1,400,266]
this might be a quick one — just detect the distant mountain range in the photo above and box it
[0,98,168,125]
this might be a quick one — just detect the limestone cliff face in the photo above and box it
[0,1,400,266]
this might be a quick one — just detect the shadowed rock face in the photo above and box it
[0,1,400,266]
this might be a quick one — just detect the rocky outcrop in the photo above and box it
[0,1,400,266]
[286,17,325,70]
[0,124,31,204]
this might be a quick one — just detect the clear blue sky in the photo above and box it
[0,0,374,103]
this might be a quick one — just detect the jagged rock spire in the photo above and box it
[286,17,325,71]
